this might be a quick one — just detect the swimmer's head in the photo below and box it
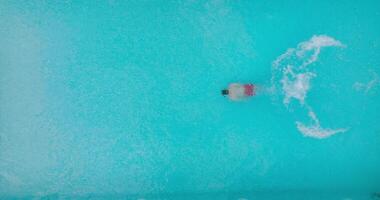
[222,89,229,96]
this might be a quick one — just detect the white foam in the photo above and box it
[281,66,315,105]
[272,49,294,69]
[353,71,379,93]
[273,35,344,106]
[272,35,348,139]
[296,108,348,139]
[296,122,348,139]
[297,35,343,52]
[297,35,343,68]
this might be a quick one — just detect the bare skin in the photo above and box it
[227,83,246,101]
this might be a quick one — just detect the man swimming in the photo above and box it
[222,83,256,101]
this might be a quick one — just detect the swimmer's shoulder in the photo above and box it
[229,83,242,88]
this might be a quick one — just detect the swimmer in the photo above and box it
[222,83,256,101]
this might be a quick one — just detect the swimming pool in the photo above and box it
[1,0,379,199]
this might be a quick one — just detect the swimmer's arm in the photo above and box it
[229,83,241,89]
[228,89,244,101]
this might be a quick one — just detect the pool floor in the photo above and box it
[1,0,380,199]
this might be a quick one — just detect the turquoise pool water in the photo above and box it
[1,0,380,199]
